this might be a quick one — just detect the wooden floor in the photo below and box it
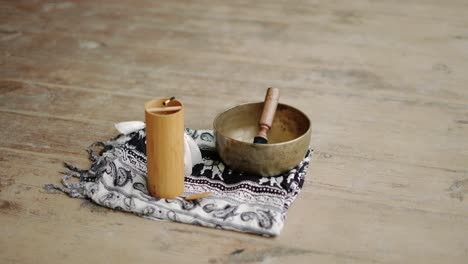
[1,0,467,263]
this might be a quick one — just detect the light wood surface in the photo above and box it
[0,0,467,263]
[145,98,185,199]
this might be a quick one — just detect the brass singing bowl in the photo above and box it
[213,102,311,177]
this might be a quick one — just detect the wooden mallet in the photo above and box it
[253,88,280,144]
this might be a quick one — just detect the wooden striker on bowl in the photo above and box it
[145,98,184,199]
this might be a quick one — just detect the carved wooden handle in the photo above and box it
[256,88,279,141]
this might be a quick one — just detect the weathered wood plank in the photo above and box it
[0,148,375,264]
[1,0,468,263]
[1,148,467,264]
[0,82,466,217]
[1,1,468,102]
[3,54,468,112]
[0,111,114,156]
[1,79,466,171]
[1,27,466,101]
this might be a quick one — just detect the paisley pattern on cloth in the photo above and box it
[46,128,312,236]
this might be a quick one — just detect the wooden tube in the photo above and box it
[145,98,185,199]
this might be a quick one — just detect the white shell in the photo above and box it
[114,121,145,135]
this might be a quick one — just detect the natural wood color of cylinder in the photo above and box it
[145,98,185,199]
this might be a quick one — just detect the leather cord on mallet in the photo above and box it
[253,88,280,144]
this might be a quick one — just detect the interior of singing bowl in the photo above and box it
[215,102,310,144]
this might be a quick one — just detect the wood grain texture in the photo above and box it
[1,0,467,263]
[145,98,185,198]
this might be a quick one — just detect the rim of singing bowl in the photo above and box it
[213,102,311,146]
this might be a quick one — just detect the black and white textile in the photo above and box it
[47,128,312,236]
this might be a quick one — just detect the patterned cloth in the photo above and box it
[46,128,312,236]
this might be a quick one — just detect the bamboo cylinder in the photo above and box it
[145,98,185,199]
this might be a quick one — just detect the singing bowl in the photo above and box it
[213,102,311,177]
